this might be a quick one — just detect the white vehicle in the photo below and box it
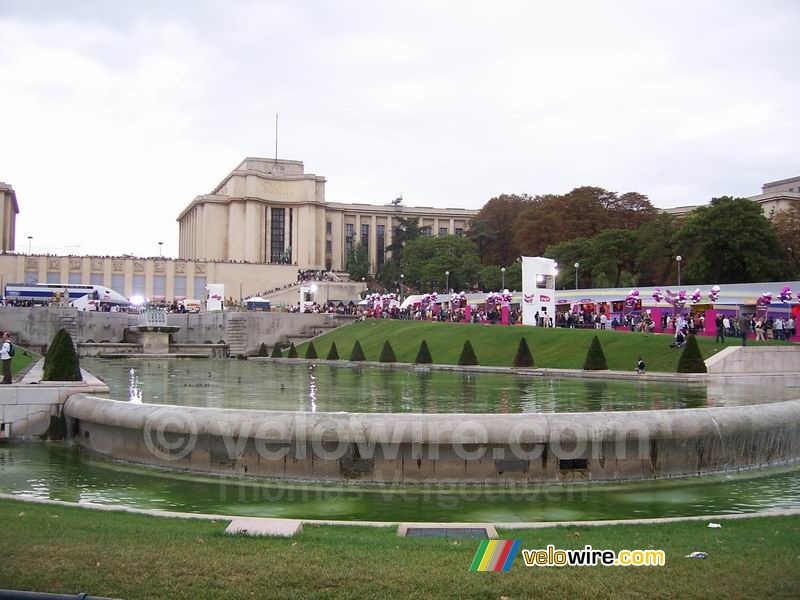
[3,283,129,306]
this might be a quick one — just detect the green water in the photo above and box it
[80,358,788,413]
[2,444,799,522]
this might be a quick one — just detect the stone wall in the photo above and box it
[64,395,800,485]
[0,306,350,355]
[705,346,800,374]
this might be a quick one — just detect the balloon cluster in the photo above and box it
[690,288,703,304]
[380,293,397,308]
[625,289,640,307]
[487,290,513,305]
[674,290,687,308]
[652,288,664,303]
[421,292,438,308]
[780,286,793,303]
[708,285,720,303]
[758,292,772,306]
[450,291,467,308]
[366,292,381,308]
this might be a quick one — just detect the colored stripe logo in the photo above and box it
[470,540,521,572]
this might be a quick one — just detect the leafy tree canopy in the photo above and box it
[672,196,792,284]
[401,235,482,292]
[346,242,370,282]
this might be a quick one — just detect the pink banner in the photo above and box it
[464,305,472,323]
[501,304,509,326]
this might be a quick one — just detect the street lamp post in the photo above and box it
[445,270,450,294]
[676,255,682,287]
[400,273,404,300]
[501,267,506,289]
[574,262,579,290]
[27,236,32,254]
[158,242,163,257]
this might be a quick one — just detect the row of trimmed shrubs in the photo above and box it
[256,334,707,373]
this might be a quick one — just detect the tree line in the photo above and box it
[349,187,800,292]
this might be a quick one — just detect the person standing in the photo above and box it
[1,332,12,384]
[738,314,750,346]
[715,314,725,343]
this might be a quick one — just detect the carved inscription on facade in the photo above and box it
[91,259,102,271]
[113,260,124,272]
[48,258,60,270]
[195,263,206,274]
[175,262,186,274]
[261,180,292,196]
[155,261,165,273]
[25,257,38,270]
[69,258,81,270]
[134,261,145,273]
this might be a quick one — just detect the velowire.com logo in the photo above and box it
[469,540,521,572]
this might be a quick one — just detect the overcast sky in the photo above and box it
[1,1,798,257]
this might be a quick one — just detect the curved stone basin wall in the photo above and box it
[64,394,800,485]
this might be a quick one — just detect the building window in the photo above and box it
[271,208,285,263]
[194,276,206,301]
[377,225,385,268]
[47,272,61,284]
[25,271,38,284]
[439,227,448,236]
[68,272,82,285]
[174,276,187,298]
[361,224,369,250]
[325,240,332,254]
[111,274,125,293]
[345,223,354,261]
[153,276,166,297]
[326,221,332,235]
[455,227,464,236]
[132,275,146,297]
[422,226,432,237]
[90,273,103,286]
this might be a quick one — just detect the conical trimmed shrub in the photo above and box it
[677,334,707,373]
[379,340,397,363]
[415,340,433,364]
[43,328,81,381]
[350,340,366,361]
[326,342,340,360]
[270,342,284,358]
[305,341,318,359]
[458,340,478,366]
[257,342,269,357]
[583,336,608,370]
[513,337,534,368]
[287,343,299,358]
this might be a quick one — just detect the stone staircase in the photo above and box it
[226,316,247,356]
[58,314,79,349]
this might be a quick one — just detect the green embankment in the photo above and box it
[0,499,798,599]
[295,321,787,373]
[12,345,40,377]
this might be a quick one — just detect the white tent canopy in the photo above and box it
[244,296,270,303]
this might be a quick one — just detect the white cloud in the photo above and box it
[0,0,798,256]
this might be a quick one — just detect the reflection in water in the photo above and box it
[1,444,799,523]
[81,358,792,415]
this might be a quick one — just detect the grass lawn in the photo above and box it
[294,321,790,373]
[0,498,798,599]
[11,344,39,377]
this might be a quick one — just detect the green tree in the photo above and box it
[257,343,269,357]
[677,335,707,373]
[402,236,481,292]
[582,336,608,370]
[378,341,397,363]
[43,329,81,381]
[415,340,433,364]
[672,196,792,284]
[513,337,534,368]
[305,342,318,359]
[326,342,340,360]
[469,194,531,265]
[270,342,284,358]
[350,340,366,361]
[346,242,370,281]
[634,213,681,286]
[287,343,299,358]
[458,340,478,366]
[773,200,800,277]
